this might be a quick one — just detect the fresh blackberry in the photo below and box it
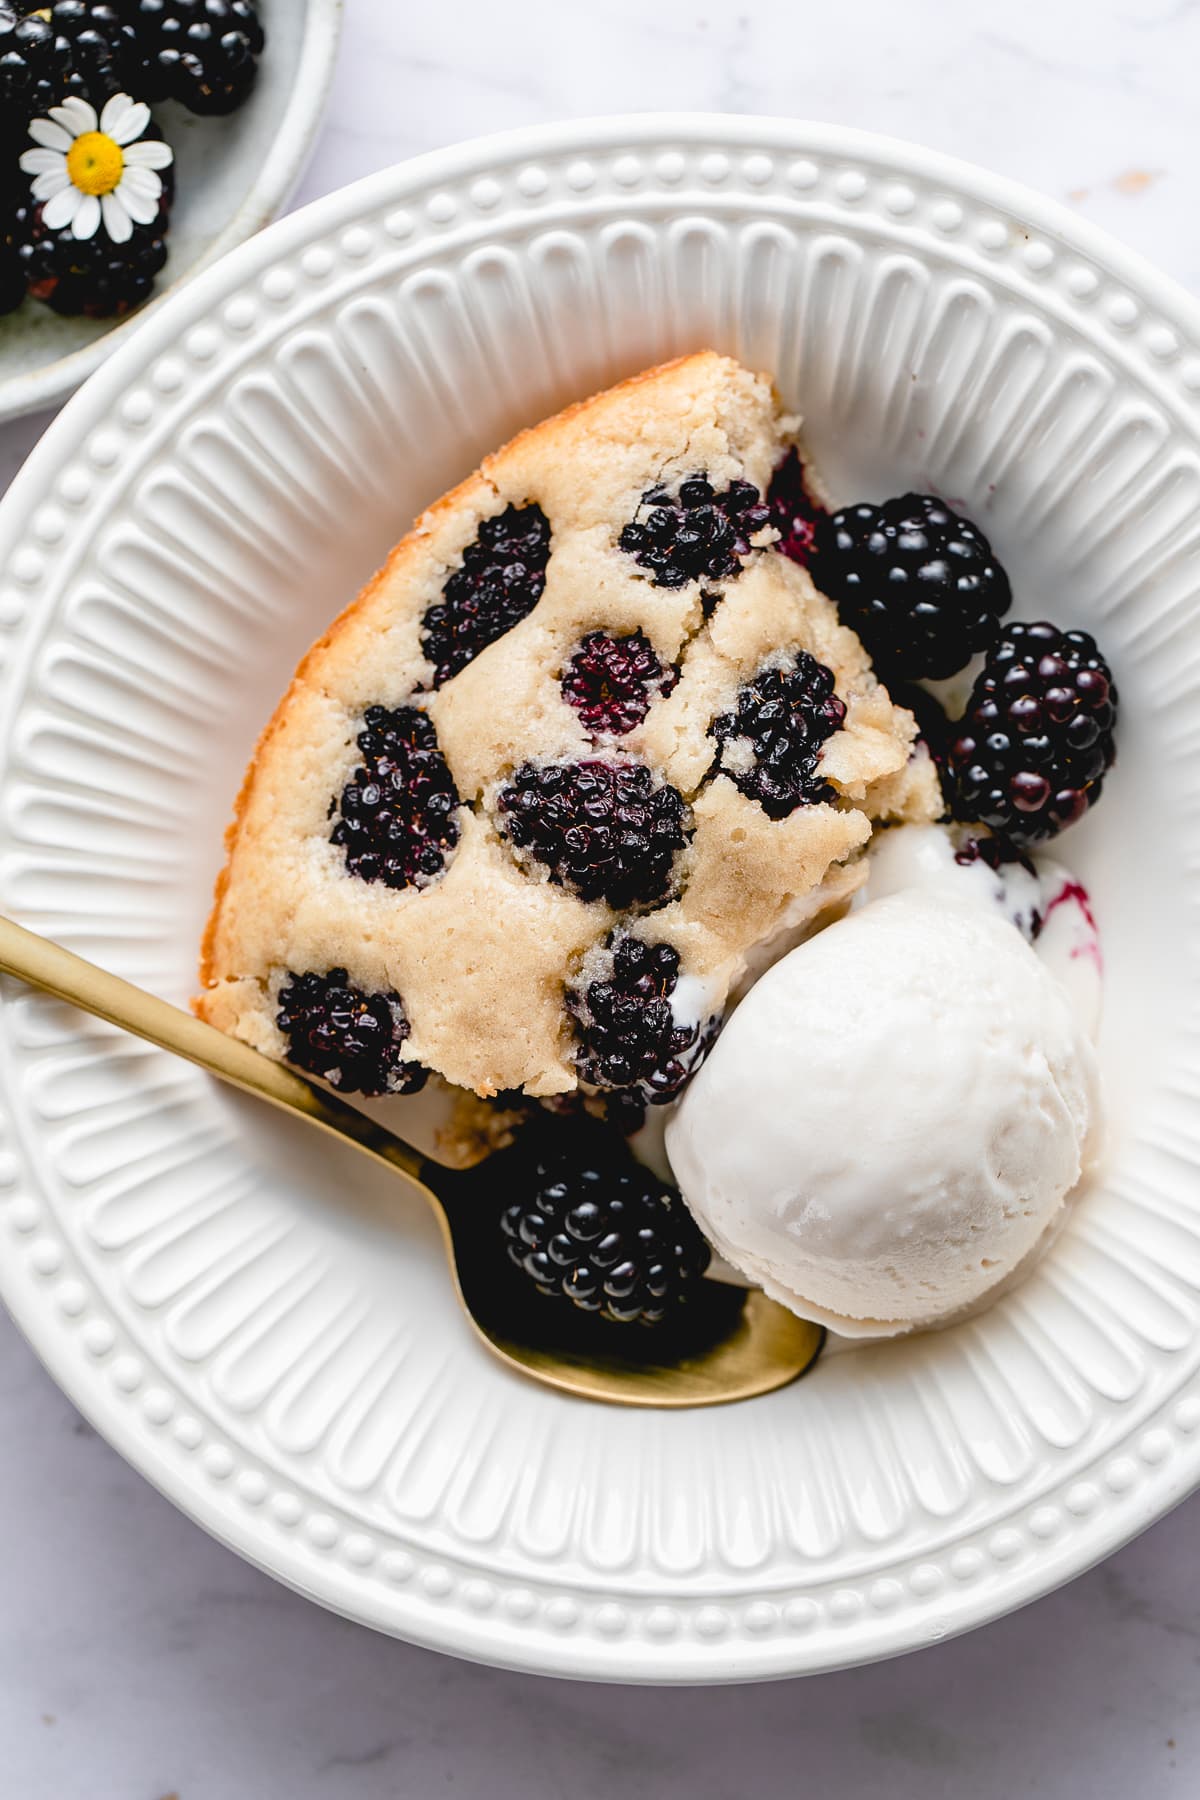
[50,2,137,90]
[814,493,1012,680]
[767,447,824,566]
[501,1131,710,1326]
[0,2,128,118]
[560,630,677,737]
[497,759,689,909]
[117,0,264,114]
[331,705,461,891]
[709,654,846,819]
[15,100,174,318]
[618,473,770,589]
[20,198,168,316]
[1,5,72,117]
[421,502,551,687]
[567,931,717,1106]
[276,968,427,1097]
[947,621,1118,846]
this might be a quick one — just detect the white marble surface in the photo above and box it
[4,0,1200,1792]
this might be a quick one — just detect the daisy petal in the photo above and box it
[19,147,66,175]
[99,93,131,136]
[106,97,151,146]
[119,181,160,226]
[31,169,72,202]
[102,192,133,244]
[53,96,98,136]
[119,166,163,200]
[123,139,174,170]
[72,192,102,241]
[43,185,82,231]
[27,119,74,152]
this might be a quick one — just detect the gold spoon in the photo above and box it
[0,914,823,1408]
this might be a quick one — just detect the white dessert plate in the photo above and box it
[1,116,1198,1683]
[0,0,342,423]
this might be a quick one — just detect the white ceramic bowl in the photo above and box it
[1,116,1198,1683]
[0,0,342,422]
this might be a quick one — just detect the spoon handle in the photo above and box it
[0,913,432,1191]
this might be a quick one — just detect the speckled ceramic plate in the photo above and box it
[1,117,1198,1682]
[0,0,342,423]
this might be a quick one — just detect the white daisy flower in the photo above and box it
[19,93,174,246]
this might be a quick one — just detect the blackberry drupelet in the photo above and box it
[501,1132,711,1326]
[20,199,168,315]
[618,473,770,589]
[0,242,23,313]
[331,705,461,891]
[947,621,1118,846]
[814,493,1012,680]
[118,0,264,113]
[1,115,20,200]
[421,502,551,687]
[276,968,427,1097]
[560,630,677,737]
[709,654,846,819]
[767,447,824,566]
[567,931,717,1107]
[0,201,25,314]
[497,759,689,909]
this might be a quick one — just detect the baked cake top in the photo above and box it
[197,352,939,1102]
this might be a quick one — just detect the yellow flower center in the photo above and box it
[66,131,124,198]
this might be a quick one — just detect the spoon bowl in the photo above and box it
[0,914,823,1408]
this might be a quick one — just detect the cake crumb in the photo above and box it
[438,1091,526,1169]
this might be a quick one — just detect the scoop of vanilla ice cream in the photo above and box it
[666,887,1101,1336]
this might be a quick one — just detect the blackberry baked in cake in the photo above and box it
[197,352,940,1113]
